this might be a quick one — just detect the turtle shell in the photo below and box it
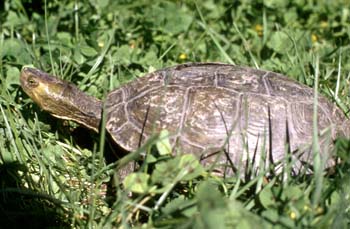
[105,63,349,175]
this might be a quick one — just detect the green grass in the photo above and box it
[1,0,350,228]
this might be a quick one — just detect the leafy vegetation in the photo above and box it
[1,0,350,227]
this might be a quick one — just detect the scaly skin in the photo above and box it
[20,67,102,132]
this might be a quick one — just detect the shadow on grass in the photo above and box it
[0,161,71,228]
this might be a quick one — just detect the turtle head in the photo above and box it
[20,67,102,132]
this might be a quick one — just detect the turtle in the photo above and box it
[20,63,350,176]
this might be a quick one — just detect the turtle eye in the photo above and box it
[27,76,38,87]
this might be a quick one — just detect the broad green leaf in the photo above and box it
[113,45,132,65]
[145,153,157,163]
[282,185,303,201]
[138,51,159,66]
[123,172,152,194]
[196,181,226,229]
[5,66,20,88]
[80,45,98,57]
[73,49,86,65]
[156,129,172,155]
[177,154,205,180]
[152,154,204,185]
[4,11,28,27]
[283,8,298,24]
[261,209,279,223]
[259,186,276,208]
[266,31,293,54]
[264,0,289,9]
[1,39,32,64]
[147,2,193,34]
[162,195,197,217]
[97,0,109,9]
[0,150,14,163]
[57,32,73,46]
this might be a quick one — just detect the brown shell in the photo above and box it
[105,63,349,175]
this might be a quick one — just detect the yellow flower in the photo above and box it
[311,34,318,43]
[129,41,136,49]
[289,211,297,220]
[316,207,324,214]
[255,24,263,36]
[320,21,328,29]
[303,205,311,211]
[179,53,187,60]
[98,41,104,48]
